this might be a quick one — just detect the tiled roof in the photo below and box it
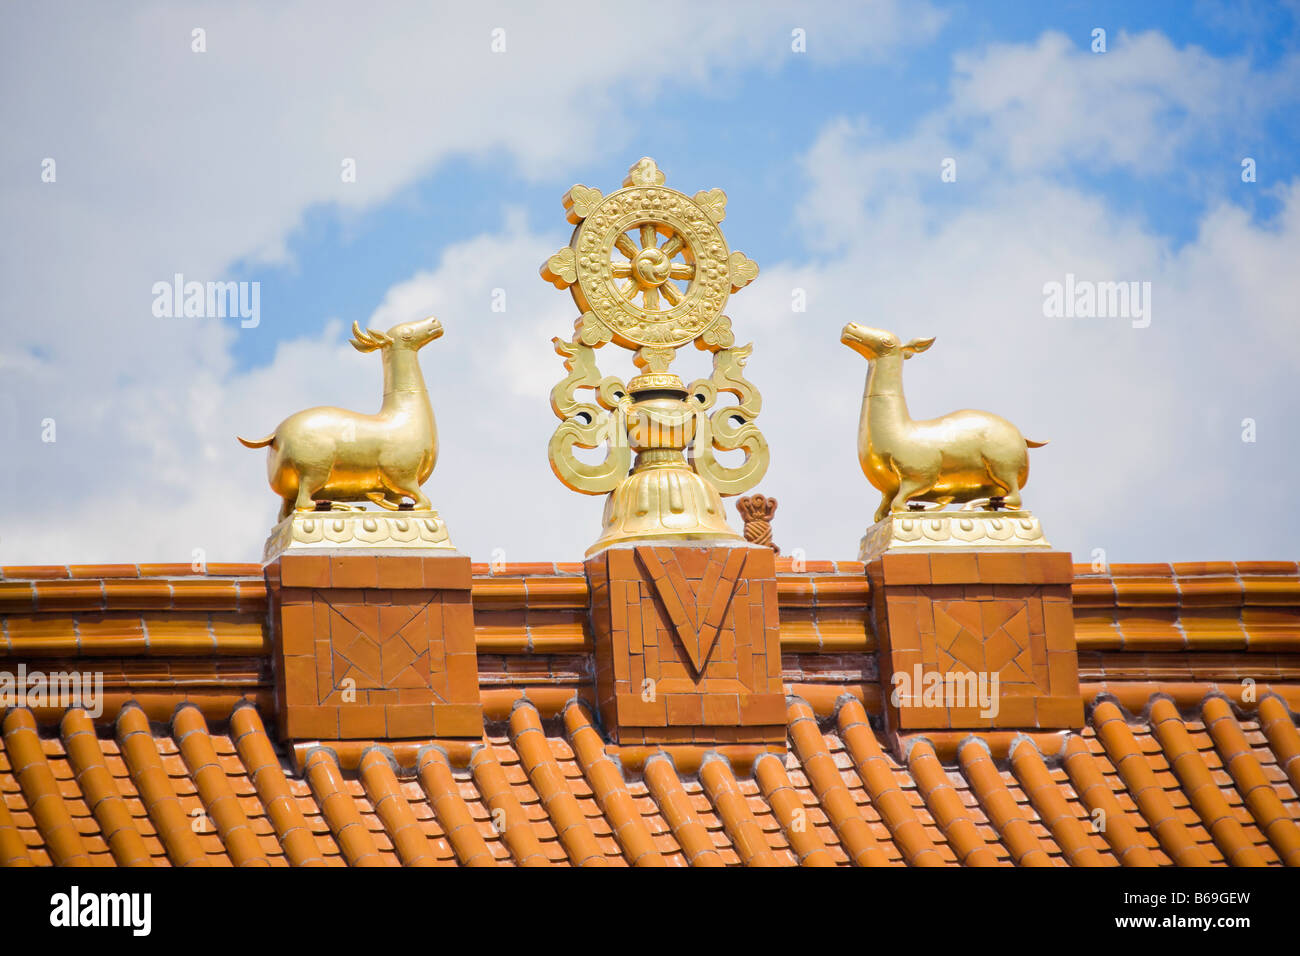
[2,691,1297,867]
[1072,561,1300,654]
[2,559,1298,866]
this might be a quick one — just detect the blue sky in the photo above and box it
[234,1,1300,372]
[2,0,1298,565]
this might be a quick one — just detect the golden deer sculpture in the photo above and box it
[238,317,442,520]
[841,323,1047,523]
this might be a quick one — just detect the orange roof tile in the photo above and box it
[2,561,1299,866]
[2,691,1295,866]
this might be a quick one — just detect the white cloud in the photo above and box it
[92,164,1294,567]
[800,30,1300,249]
[750,29,1300,562]
[744,181,1300,562]
[948,31,1285,174]
[0,0,940,563]
[2,10,1296,566]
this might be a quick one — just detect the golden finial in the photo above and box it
[540,158,769,553]
[842,323,1052,558]
[239,316,454,555]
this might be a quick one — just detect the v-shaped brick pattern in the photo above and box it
[634,546,748,676]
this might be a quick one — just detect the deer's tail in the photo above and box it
[365,493,402,510]
[1025,438,1049,448]
[237,432,275,449]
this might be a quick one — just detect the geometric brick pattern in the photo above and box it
[933,599,1040,691]
[326,599,435,691]
[868,550,1083,731]
[266,552,481,741]
[585,544,785,747]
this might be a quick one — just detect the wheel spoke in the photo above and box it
[668,262,694,280]
[660,282,682,305]
[619,279,636,298]
[614,233,638,258]
[640,224,658,250]
[660,236,683,258]
[611,262,632,278]
[643,286,660,310]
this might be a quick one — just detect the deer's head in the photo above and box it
[841,323,935,362]
[350,315,444,353]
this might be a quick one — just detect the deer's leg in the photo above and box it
[874,493,892,523]
[986,460,1023,510]
[293,469,329,511]
[383,472,432,511]
[278,498,294,522]
[890,474,936,514]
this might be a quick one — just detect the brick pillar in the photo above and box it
[585,544,785,747]
[266,552,482,741]
[868,551,1083,731]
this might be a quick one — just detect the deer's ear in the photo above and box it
[902,336,935,359]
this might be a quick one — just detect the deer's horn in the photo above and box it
[350,321,391,352]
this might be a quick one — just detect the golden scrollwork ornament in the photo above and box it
[541,158,768,554]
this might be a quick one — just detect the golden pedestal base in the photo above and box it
[587,463,742,556]
[263,509,455,562]
[859,509,1051,562]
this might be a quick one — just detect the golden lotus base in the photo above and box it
[264,508,455,561]
[586,464,742,556]
[859,509,1051,562]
